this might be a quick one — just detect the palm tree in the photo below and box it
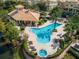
[0,19,20,47]
[49,7,64,20]
[0,19,20,46]
[36,1,48,12]
[49,7,64,29]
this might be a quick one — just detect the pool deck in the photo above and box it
[25,21,66,56]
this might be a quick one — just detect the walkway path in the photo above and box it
[53,42,73,59]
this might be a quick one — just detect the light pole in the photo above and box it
[54,19,57,30]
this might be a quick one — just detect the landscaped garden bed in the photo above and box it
[23,35,36,58]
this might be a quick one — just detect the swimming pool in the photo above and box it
[38,49,47,57]
[31,22,61,44]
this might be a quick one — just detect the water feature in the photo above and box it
[31,22,61,44]
[38,49,47,57]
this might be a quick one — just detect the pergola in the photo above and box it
[8,5,40,26]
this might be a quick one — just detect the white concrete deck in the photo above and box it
[25,21,66,56]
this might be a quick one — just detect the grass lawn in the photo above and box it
[63,52,76,59]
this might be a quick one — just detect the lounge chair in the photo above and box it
[28,41,33,45]
[29,46,36,51]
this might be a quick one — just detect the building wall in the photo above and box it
[48,0,58,9]
[1,0,79,10]
[59,1,79,14]
[48,0,79,9]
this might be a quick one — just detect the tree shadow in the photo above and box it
[0,44,13,55]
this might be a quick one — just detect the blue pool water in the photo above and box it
[38,49,47,57]
[31,22,61,44]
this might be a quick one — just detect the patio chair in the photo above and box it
[32,48,36,51]
[51,44,54,47]
[57,33,62,36]
[29,46,36,51]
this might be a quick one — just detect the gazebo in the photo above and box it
[8,5,40,26]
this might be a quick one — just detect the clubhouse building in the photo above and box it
[8,5,40,26]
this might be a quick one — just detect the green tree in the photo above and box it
[65,15,79,37]
[0,19,20,43]
[0,20,6,41]
[36,2,48,11]
[0,20,6,33]
[49,7,64,20]
[5,22,20,42]
[49,7,64,30]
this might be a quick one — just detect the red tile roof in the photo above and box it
[8,5,40,21]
